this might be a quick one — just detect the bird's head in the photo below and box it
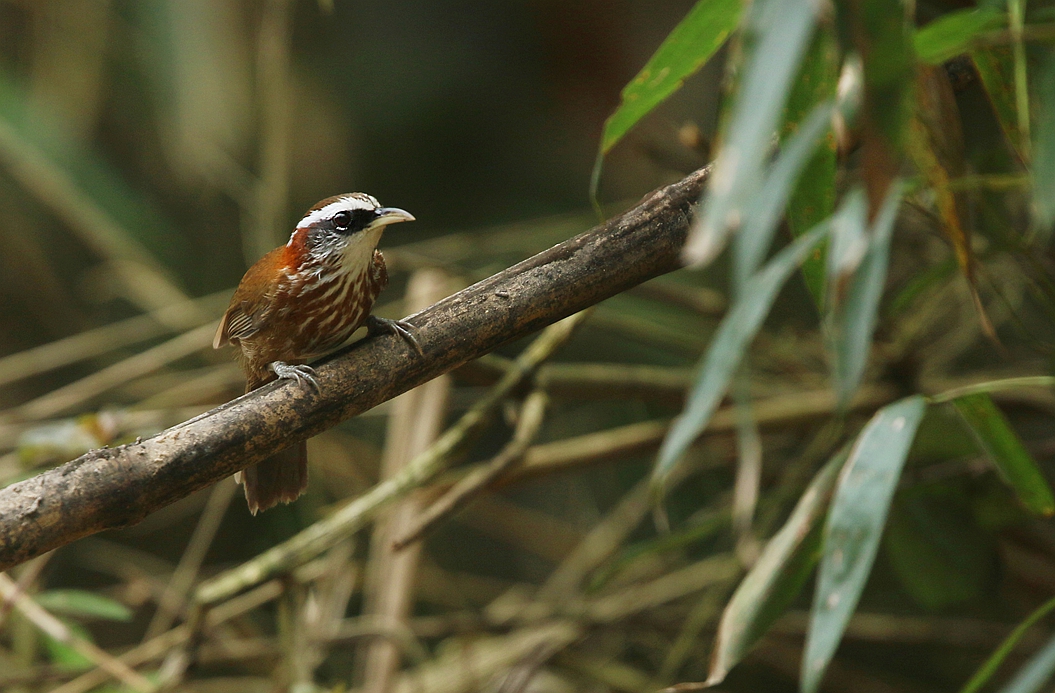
[289,193,414,268]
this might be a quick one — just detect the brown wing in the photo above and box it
[213,246,287,349]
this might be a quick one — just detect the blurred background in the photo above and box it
[0,0,714,367]
[1,1,1054,692]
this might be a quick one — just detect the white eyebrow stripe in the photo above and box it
[295,194,378,230]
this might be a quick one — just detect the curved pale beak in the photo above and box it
[371,207,415,228]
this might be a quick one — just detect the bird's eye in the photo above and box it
[332,210,352,231]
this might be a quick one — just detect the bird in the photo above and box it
[214,193,417,514]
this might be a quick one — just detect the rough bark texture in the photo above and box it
[0,166,709,571]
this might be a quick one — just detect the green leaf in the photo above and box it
[914,8,1004,65]
[962,594,1055,693]
[782,27,840,309]
[998,630,1055,693]
[733,100,835,290]
[825,188,869,284]
[802,395,927,693]
[883,486,995,609]
[1033,50,1055,229]
[931,376,1055,403]
[653,219,830,488]
[829,182,903,408]
[707,448,848,685]
[35,589,134,622]
[591,0,740,210]
[953,393,1055,517]
[684,0,820,265]
[597,0,740,156]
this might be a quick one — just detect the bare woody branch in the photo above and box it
[0,165,710,572]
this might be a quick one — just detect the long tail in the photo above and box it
[237,441,308,515]
[237,368,309,514]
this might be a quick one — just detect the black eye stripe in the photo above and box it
[331,208,377,233]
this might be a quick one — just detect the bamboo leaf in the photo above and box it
[914,8,1004,65]
[953,393,1055,517]
[653,219,830,489]
[829,182,902,408]
[707,447,848,685]
[802,395,927,693]
[35,589,134,622]
[733,100,834,290]
[825,188,869,285]
[684,0,820,266]
[782,28,840,309]
[597,0,739,155]
[593,0,740,165]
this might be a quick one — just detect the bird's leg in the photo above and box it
[270,361,321,393]
[366,315,423,355]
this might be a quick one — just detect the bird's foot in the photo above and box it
[366,315,423,355]
[270,361,321,393]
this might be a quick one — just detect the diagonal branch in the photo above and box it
[0,165,710,572]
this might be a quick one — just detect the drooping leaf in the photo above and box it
[590,0,741,202]
[953,393,1055,517]
[653,220,830,489]
[782,27,840,309]
[733,100,835,290]
[802,395,927,693]
[828,182,903,408]
[825,188,870,289]
[684,0,820,265]
[914,8,1004,65]
[35,589,134,622]
[597,0,740,156]
[707,447,848,685]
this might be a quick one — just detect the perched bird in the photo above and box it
[214,193,416,514]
